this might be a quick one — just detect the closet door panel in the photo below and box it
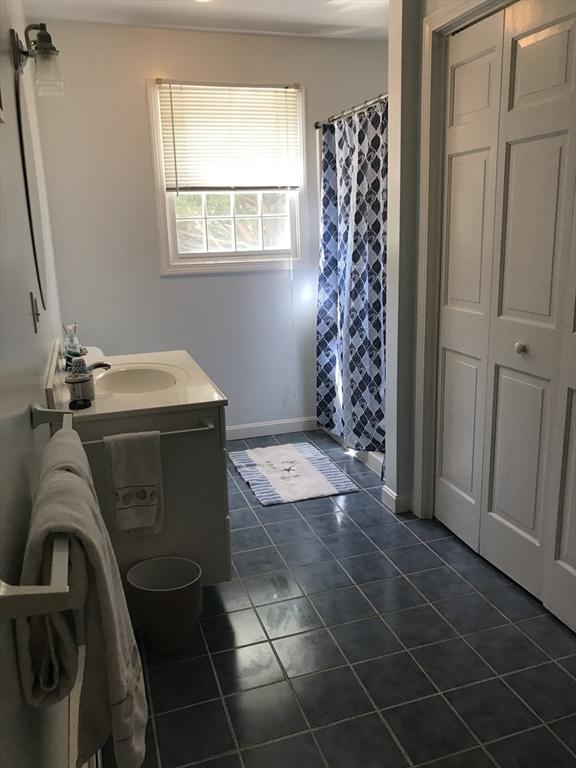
[557,391,576,569]
[480,0,576,599]
[451,54,493,127]
[511,18,574,109]
[445,152,487,310]
[438,350,479,497]
[489,367,549,539]
[500,135,564,324]
[434,11,504,547]
[542,247,576,629]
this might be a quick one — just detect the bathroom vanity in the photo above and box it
[48,347,231,584]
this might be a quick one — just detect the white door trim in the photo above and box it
[413,0,516,519]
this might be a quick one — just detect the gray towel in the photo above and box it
[103,432,163,535]
[16,429,148,768]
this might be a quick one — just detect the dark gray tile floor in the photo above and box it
[105,430,576,768]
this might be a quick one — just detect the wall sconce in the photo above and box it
[10,23,64,96]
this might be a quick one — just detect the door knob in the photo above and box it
[514,342,528,354]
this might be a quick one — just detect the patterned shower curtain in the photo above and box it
[316,100,388,452]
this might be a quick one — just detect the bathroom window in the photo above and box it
[170,191,292,255]
[148,80,304,274]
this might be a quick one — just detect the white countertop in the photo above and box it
[50,350,227,420]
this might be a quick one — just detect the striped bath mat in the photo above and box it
[228,442,358,506]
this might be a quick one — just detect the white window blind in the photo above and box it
[157,81,302,192]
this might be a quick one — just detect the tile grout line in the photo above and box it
[244,441,565,764]
[231,541,333,768]
[230,439,454,767]
[324,565,498,767]
[411,719,576,768]
[153,694,576,768]
[232,447,566,600]
[249,509,353,767]
[399,534,576,763]
[193,600,573,763]
[151,644,576,718]
[370,539,552,766]
[232,447,552,637]
[206,457,337,765]
[171,748,242,768]
[557,654,576,682]
[412,745,491,767]
[147,436,505,765]
[199,621,247,768]
[223,433,576,764]
[228,436,559,763]
[138,640,164,768]
[313,619,416,766]
[249,539,417,768]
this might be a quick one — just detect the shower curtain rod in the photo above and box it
[314,92,388,129]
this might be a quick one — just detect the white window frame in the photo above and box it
[146,79,306,275]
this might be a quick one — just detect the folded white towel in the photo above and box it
[103,432,163,535]
[38,425,95,489]
[16,428,148,768]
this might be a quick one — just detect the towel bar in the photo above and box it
[0,405,78,621]
[81,421,215,446]
[30,403,73,430]
[0,534,79,621]
[30,405,215,443]
[1,407,214,619]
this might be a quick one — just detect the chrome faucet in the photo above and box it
[86,361,111,372]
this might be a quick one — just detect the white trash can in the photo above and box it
[127,556,202,655]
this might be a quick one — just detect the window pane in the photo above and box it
[235,218,261,251]
[177,220,206,253]
[207,218,234,251]
[263,216,290,250]
[234,193,259,216]
[206,193,232,217]
[262,192,288,215]
[174,193,203,218]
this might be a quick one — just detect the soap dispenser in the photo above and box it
[63,322,87,370]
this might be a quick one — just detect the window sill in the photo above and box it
[162,253,298,275]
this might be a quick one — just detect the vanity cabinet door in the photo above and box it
[80,405,231,584]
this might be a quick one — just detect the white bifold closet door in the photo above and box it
[435,10,504,549]
[436,0,576,629]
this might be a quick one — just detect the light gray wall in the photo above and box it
[385,0,481,513]
[384,0,423,507]
[424,0,455,14]
[35,22,387,430]
[0,1,67,765]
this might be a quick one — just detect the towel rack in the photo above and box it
[0,406,215,619]
[81,420,215,446]
[0,535,76,621]
[0,405,76,621]
[30,403,73,430]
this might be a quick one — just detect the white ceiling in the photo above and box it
[22,0,389,39]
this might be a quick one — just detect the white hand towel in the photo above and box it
[103,432,163,535]
[16,428,148,768]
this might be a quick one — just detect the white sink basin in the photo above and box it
[96,366,178,394]
[48,350,228,419]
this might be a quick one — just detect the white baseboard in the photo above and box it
[381,484,412,514]
[226,417,317,440]
[356,450,384,476]
[322,429,384,476]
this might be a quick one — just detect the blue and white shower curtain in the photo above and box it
[316,100,388,452]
